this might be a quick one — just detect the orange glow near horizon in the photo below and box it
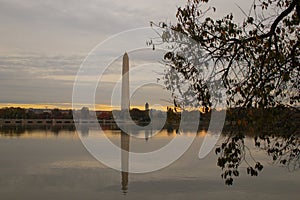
[0,103,212,112]
[0,103,169,111]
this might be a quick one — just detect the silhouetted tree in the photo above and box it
[152,0,300,185]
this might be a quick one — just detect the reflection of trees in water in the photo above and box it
[79,125,89,137]
[0,126,26,136]
[0,125,76,136]
[216,108,299,185]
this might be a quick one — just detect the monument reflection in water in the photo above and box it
[121,130,129,194]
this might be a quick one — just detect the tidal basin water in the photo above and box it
[0,126,299,200]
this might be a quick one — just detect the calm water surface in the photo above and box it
[0,126,299,200]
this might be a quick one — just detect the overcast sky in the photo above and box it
[0,0,251,109]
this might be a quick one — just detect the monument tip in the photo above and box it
[123,52,129,58]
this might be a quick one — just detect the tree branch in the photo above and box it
[242,0,297,42]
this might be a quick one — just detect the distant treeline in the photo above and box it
[0,107,153,121]
[0,106,298,137]
[0,107,73,119]
[0,106,299,126]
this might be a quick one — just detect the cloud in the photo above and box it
[0,0,186,55]
[0,55,82,103]
[0,0,252,106]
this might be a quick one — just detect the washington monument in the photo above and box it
[121,52,130,111]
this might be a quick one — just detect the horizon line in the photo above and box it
[0,103,169,111]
